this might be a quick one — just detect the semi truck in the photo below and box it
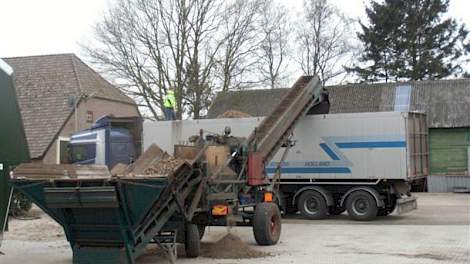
[143,111,426,221]
[69,112,426,221]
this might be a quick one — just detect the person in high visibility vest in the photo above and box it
[163,87,176,120]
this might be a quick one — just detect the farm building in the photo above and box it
[3,54,140,164]
[208,79,470,192]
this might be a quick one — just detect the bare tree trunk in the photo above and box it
[296,0,355,85]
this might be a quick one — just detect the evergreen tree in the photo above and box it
[351,0,470,82]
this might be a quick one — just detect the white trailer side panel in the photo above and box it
[144,112,426,181]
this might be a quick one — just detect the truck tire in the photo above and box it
[185,224,200,258]
[346,191,378,221]
[297,190,328,220]
[253,202,281,246]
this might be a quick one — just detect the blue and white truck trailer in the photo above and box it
[143,112,427,221]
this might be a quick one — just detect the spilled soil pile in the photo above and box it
[200,233,269,259]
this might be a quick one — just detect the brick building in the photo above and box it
[4,54,140,164]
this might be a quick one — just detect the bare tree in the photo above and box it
[85,0,274,119]
[256,0,291,89]
[216,0,263,92]
[182,0,224,119]
[296,0,355,86]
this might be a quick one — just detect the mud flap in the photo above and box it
[396,196,417,214]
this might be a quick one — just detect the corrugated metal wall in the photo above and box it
[428,175,470,192]
[429,128,470,175]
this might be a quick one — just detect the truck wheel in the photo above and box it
[297,191,328,220]
[185,224,200,258]
[253,202,282,245]
[346,191,378,221]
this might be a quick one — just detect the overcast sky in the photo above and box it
[1,0,469,58]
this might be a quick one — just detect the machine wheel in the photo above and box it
[185,224,200,258]
[253,202,282,245]
[297,191,328,220]
[346,191,378,221]
[197,224,206,240]
[329,206,346,216]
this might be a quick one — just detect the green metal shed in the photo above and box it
[429,128,470,175]
[0,59,30,237]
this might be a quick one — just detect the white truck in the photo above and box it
[144,111,427,221]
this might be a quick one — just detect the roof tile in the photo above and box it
[207,78,470,128]
[3,54,136,158]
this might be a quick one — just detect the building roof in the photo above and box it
[3,53,136,159]
[207,78,470,128]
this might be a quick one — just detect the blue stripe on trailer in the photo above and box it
[336,141,406,149]
[319,143,340,160]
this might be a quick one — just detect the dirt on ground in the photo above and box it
[4,207,64,242]
[200,233,269,259]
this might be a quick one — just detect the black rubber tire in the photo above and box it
[297,191,328,220]
[253,202,282,246]
[197,224,206,240]
[346,191,378,221]
[329,206,346,216]
[185,224,200,258]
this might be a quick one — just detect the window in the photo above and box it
[394,85,412,112]
[86,111,94,123]
[69,144,96,163]
[57,137,70,164]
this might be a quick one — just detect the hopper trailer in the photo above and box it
[144,112,426,221]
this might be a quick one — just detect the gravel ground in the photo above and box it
[1,193,469,264]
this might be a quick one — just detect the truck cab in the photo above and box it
[69,115,142,168]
